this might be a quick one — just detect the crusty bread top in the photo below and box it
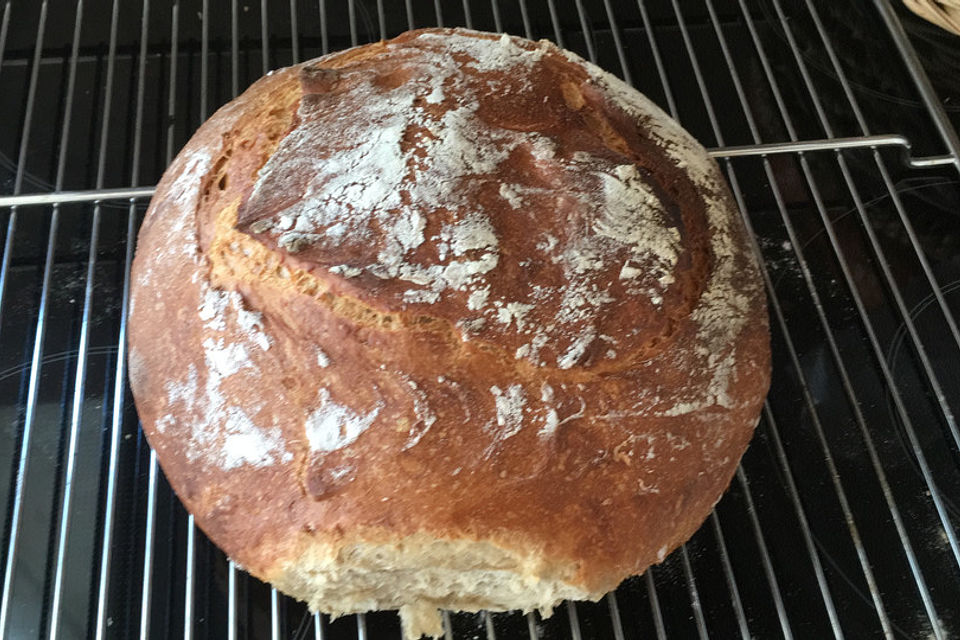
[128,28,769,593]
[234,30,709,373]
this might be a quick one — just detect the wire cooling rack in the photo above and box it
[0,1,958,638]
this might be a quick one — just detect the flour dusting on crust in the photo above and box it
[305,389,382,453]
[138,29,762,470]
[239,31,688,374]
[574,59,761,415]
[490,384,527,440]
[156,286,292,470]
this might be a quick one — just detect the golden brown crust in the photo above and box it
[128,28,770,598]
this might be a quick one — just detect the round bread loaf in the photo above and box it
[128,28,770,638]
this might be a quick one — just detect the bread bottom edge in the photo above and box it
[269,533,605,639]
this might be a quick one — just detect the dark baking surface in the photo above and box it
[0,1,958,639]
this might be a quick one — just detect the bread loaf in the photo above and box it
[128,28,770,638]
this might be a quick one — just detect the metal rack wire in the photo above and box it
[0,1,958,638]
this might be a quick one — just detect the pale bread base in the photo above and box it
[270,535,600,639]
